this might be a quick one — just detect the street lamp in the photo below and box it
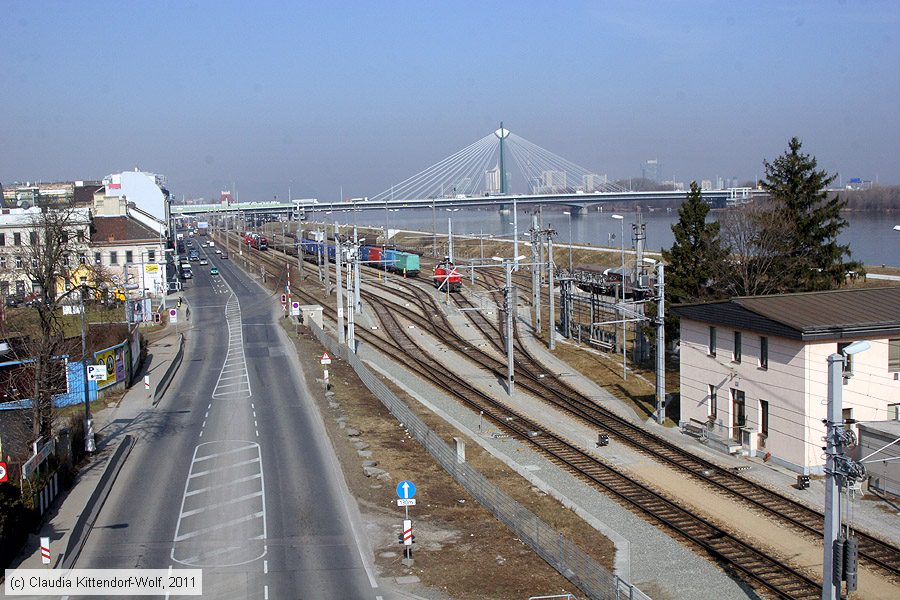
[79,286,95,453]
[611,214,626,380]
[563,211,573,272]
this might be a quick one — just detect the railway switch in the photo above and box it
[596,433,609,447]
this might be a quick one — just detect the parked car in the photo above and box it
[4,295,21,308]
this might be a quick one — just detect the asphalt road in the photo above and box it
[75,241,383,599]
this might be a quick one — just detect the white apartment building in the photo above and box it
[672,287,900,474]
[0,207,92,298]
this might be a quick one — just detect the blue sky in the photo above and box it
[2,1,898,201]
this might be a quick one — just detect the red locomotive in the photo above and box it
[433,258,462,292]
[243,232,269,250]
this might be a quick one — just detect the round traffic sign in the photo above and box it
[0,462,7,483]
[169,308,177,317]
[396,480,416,499]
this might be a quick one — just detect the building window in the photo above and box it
[733,331,742,363]
[31,258,38,268]
[110,251,118,265]
[94,252,102,265]
[61,231,68,243]
[30,231,38,245]
[78,253,86,265]
[14,256,22,269]
[0,233,5,246]
[125,250,133,263]
[0,256,6,269]
[0,281,7,297]
[842,408,854,424]
[708,384,718,420]
[889,403,900,421]
[15,280,25,294]
[731,389,746,441]
[77,229,86,242]
[708,326,717,357]
[759,399,769,436]
[889,339,900,372]
[759,336,768,369]
[147,249,156,262]
[14,232,21,246]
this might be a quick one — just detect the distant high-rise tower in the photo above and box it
[485,166,501,194]
[701,180,712,191]
[582,173,607,192]
[642,159,661,183]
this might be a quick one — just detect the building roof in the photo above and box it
[671,287,900,341]
[91,215,159,245]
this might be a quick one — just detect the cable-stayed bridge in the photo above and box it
[173,126,763,218]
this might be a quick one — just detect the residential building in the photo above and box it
[91,216,167,298]
[102,170,172,236]
[0,207,92,298]
[672,287,900,474]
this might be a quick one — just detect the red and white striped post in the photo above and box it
[40,537,50,565]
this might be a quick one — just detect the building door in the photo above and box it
[732,389,746,442]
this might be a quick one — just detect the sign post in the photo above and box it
[320,352,331,394]
[396,480,417,564]
[169,307,178,334]
[40,537,50,565]
[144,374,151,397]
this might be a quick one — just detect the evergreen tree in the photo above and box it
[661,181,727,305]
[762,137,861,291]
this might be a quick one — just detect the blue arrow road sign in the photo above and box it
[396,480,417,499]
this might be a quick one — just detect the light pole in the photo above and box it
[492,255,527,395]
[822,340,870,600]
[446,208,459,261]
[611,214,626,380]
[79,286,95,453]
[563,210,573,272]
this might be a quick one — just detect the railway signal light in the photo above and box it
[596,433,610,447]
[797,474,810,490]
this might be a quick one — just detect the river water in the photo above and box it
[342,207,899,267]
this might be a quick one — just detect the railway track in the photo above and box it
[225,232,899,596]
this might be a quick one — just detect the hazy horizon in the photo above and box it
[2,1,898,202]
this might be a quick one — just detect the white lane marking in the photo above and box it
[263,560,268,574]
[264,585,269,600]
[174,511,264,542]
[254,420,258,428]
[178,545,242,566]
[204,411,209,418]
[164,565,173,600]
[185,472,262,497]
[199,430,203,438]
[188,456,260,478]
[179,490,263,518]
[192,444,258,463]
[201,420,206,429]
[255,429,259,437]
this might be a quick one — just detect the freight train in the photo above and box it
[298,237,420,277]
[433,258,462,292]
[243,232,269,250]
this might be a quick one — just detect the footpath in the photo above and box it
[3,295,190,578]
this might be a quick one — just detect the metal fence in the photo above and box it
[308,321,650,600]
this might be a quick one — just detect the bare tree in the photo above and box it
[717,202,800,297]
[0,206,111,442]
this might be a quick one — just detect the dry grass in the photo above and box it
[282,320,616,600]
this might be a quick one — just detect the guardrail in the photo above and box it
[307,321,649,600]
[153,333,185,406]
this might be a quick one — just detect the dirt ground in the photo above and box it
[282,321,617,600]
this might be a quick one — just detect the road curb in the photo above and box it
[152,333,185,406]
[60,434,136,570]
